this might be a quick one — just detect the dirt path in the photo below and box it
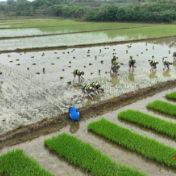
[0,79,176,149]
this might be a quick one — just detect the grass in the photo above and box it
[166,91,176,100]
[147,100,176,116]
[44,133,147,176]
[118,109,176,138]
[0,149,54,176]
[88,118,176,169]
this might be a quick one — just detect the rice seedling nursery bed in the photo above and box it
[166,91,176,100]
[0,149,54,176]
[147,100,176,116]
[44,132,147,176]
[88,118,176,169]
[118,109,176,138]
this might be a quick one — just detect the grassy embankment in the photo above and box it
[147,100,176,116]
[166,91,176,100]
[0,149,54,176]
[44,133,147,176]
[118,109,176,138]
[88,118,176,168]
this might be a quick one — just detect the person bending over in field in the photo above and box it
[109,56,117,73]
[150,61,159,72]
[73,70,84,82]
[163,61,172,71]
[81,84,94,100]
[129,59,136,71]
[111,63,120,77]
[90,82,101,95]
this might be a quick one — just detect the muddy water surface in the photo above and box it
[1,88,176,176]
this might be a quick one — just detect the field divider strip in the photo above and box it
[44,132,147,176]
[118,109,176,138]
[0,25,156,40]
[88,118,176,169]
[0,149,54,176]
[147,100,176,116]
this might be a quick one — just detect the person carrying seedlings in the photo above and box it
[73,70,84,82]
[163,61,172,71]
[110,56,117,73]
[150,61,159,72]
[129,59,136,71]
[111,62,120,76]
[81,84,94,100]
[90,82,101,95]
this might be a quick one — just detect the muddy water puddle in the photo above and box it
[0,38,176,134]
[1,88,176,176]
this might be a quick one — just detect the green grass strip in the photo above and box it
[88,118,176,169]
[166,91,176,100]
[0,149,54,176]
[147,100,176,116]
[44,133,147,176]
[118,109,176,138]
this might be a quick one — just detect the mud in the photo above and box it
[0,35,175,53]
[0,25,156,40]
[0,79,176,149]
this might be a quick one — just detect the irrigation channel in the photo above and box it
[1,87,176,176]
[0,37,176,134]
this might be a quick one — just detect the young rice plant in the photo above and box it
[166,91,176,100]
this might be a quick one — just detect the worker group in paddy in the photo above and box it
[72,55,174,100]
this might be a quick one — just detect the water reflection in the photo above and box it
[149,71,158,79]
[163,70,171,77]
[128,71,135,81]
[69,122,80,134]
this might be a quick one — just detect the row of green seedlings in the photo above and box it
[44,132,146,176]
[88,118,176,169]
[166,91,176,100]
[118,109,176,138]
[0,149,54,176]
[147,100,176,116]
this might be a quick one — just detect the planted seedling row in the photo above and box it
[87,118,176,169]
[166,91,176,100]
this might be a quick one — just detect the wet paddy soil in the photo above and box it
[0,25,156,40]
[0,79,176,150]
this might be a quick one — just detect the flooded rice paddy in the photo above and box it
[1,25,176,51]
[0,37,176,134]
[0,23,151,38]
[1,88,176,176]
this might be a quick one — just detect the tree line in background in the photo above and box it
[0,0,176,22]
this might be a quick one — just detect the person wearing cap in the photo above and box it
[90,82,101,95]
[73,69,84,82]
[163,61,172,71]
[129,59,136,71]
[150,61,159,72]
[110,56,117,73]
[81,84,94,100]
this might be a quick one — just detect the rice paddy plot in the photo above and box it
[0,22,152,38]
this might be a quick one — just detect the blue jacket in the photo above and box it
[69,107,79,121]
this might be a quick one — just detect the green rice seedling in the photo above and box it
[57,57,60,59]
[141,52,143,54]
[147,100,176,116]
[67,81,71,85]
[67,51,69,54]
[166,91,176,100]
[62,52,65,54]
[137,55,139,56]
[95,56,97,59]
[101,88,104,92]
[105,71,107,74]
[31,56,34,58]
[84,66,86,68]
[51,63,55,65]
[27,67,29,70]
[87,55,90,57]
[146,49,148,51]
[91,73,93,75]
[36,72,40,74]
[44,133,146,176]
[89,63,93,66]
[134,66,137,68]
[73,57,75,59]
[43,68,45,72]
[99,70,101,74]
[42,53,45,56]
[62,69,65,71]
[8,55,10,57]
[60,77,64,79]
[120,63,124,65]
[113,49,115,51]
[148,60,151,62]
[130,56,133,59]
[88,118,176,169]
[69,61,71,64]
[153,46,154,49]
[169,50,171,54]
[101,60,103,64]
[16,59,19,61]
[68,66,71,67]
[32,63,36,65]
[9,61,13,63]
[152,56,154,58]
[0,72,2,75]
[16,64,20,66]
[126,50,128,54]
[54,52,57,54]
[118,110,176,138]
[0,149,54,176]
